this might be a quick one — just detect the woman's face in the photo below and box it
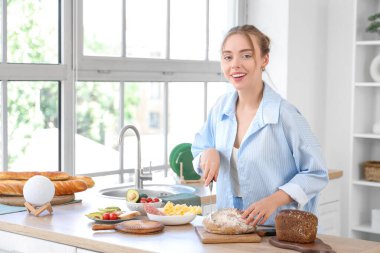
[221,33,268,91]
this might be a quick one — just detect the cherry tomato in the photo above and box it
[140,199,147,203]
[102,213,110,220]
[153,198,160,203]
[147,197,152,203]
[109,212,119,220]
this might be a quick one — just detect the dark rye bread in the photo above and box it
[275,209,318,243]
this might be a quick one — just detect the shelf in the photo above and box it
[353,180,380,188]
[355,82,380,87]
[356,41,380,46]
[354,133,380,139]
[352,224,380,234]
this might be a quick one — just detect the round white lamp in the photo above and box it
[23,175,55,216]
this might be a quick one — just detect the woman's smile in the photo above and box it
[231,72,247,81]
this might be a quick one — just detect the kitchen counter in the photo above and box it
[0,181,379,253]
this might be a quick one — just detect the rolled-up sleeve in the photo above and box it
[279,103,329,207]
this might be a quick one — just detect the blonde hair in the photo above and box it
[221,25,271,57]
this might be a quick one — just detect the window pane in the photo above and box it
[83,0,122,57]
[168,82,204,154]
[0,4,2,62]
[8,81,59,171]
[0,82,3,169]
[170,0,206,60]
[7,0,59,63]
[123,82,164,170]
[76,82,120,174]
[126,0,167,59]
[207,82,232,112]
[209,0,237,61]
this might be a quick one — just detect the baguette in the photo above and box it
[53,180,88,195]
[0,171,70,181]
[0,181,24,196]
[69,176,95,188]
[0,179,88,196]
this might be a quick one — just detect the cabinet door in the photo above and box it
[319,201,341,236]
[77,249,99,253]
[0,230,76,253]
[318,179,342,236]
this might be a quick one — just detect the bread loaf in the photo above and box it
[203,208,256,234]
[0,179,88,196]
[0,180,24,196]
[275,209,317,243]
[69,176,95,188]
[53,179,88,195]
[0,171,70,181]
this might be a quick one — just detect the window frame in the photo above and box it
[0,0,247,181]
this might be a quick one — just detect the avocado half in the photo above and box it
[126,189,139,203]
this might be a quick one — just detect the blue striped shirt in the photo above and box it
[192,83,329,226]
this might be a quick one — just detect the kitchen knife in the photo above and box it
[256,225,276,237]
[208,180,214,214]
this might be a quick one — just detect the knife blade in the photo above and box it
[256,226,276,237]
[208,180,214,214]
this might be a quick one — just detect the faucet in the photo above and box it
[119,125,152,188]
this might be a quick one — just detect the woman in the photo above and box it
[191,25,328,226]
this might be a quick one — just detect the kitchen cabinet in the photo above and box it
[318,177,342,236]
[0,230,75,253]
[350,0,380,242]
[76,249,99,253]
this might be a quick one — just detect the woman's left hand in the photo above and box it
[241,190,293,226]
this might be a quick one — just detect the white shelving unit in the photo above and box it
[351,0,380,241]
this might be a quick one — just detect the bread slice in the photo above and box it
[118,211,141,219]
[275,209,317,243]
[203,208,256,234]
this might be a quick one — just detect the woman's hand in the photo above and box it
[241,190,293,226]
[200,148,220,187]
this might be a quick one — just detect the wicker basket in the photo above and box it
[363,161,380,182]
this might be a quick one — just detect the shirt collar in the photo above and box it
[220,83,282,125]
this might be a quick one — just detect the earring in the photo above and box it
[261,67,265,71]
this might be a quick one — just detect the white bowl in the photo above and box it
[126,201,163,215]
[147,208,196,225]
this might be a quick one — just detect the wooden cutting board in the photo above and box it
[195,226,261,244]
[0,194,75,206]
[269,237,336,253]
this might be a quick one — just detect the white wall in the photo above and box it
[324,0,355,237]
[246,0,289,98]
[287,0,329,148]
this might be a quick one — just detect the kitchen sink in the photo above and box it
[98,184,197,199]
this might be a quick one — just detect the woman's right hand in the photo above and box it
[200,148,220,187]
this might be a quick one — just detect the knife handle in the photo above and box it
[92,224,116,230]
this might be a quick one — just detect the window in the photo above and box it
[0,0,242,183]
[7,81,59,171]
[7,0,59,63]
[1,0,61,172]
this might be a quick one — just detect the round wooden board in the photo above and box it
[115,220,165,234]
[269,236,336,253]
[0,194,75,206]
